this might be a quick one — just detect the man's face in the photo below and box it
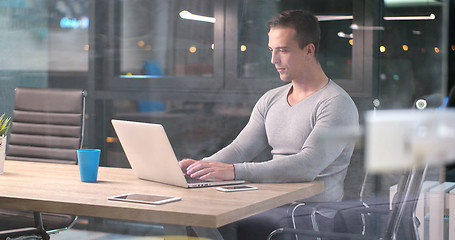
[268,27,309,82]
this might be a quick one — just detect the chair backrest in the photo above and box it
[6,87,87,164]
[383,165,427,240]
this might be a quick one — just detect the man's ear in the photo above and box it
[306,43,316,57]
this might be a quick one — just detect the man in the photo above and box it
[180,9,358,203]
[180,8,359,240]
[180,9,358,239]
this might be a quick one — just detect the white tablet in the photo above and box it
[108,193,181,205]
[216,185,258,192]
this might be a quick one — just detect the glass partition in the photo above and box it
[0,0,89,117]
[120,0,215,78]
[236,0,354,81]
[0,1,452,237]
[377,1,446,109]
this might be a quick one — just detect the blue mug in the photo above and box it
[77,149,101,182]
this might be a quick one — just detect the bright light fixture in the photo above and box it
[179,10,216,23]
[350,24,385,31]
[402,44,409,51]
[316,15,353,21]
[384,0,442,7]
[349,13,434,31]
[189,45,197,53]
[384,13,435,21]
[337,32,353,39]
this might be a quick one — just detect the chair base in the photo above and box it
[0,210,76,240]
[0,227,49,240]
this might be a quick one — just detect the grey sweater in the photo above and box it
[204,80,359,202]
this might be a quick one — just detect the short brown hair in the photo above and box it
[267,10,320,52]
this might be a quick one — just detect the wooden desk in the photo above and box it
[0,160,323,228]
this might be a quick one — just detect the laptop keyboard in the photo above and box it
[185,175,210,183]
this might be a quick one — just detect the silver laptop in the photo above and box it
[111,119,245,188]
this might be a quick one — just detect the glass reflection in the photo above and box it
[236,0,354,80]
[378,2,444,109]
[120,0,214,78]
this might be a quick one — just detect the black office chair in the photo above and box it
[0,87,87,240]
[267,164,427,240]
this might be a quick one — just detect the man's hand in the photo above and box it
[179,158,198,174]
[179,158,235,181]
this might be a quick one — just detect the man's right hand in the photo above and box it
[179,158,235,181]
[179,158,198,175]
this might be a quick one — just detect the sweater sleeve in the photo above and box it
[202,95,271,166]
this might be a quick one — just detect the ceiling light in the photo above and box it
[179,10,216,23]
[316,15,353,21]
[384,0,442,7]
[337,32,353,39]
[384,13,435,21]
[350,24,385,31]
